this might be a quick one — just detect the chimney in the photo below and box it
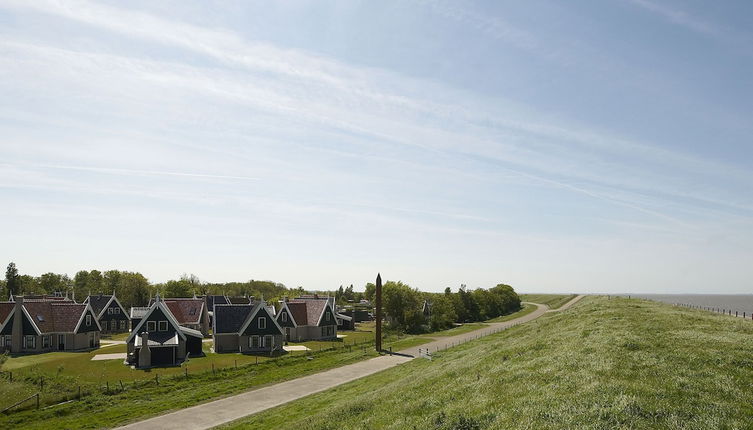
[138,332,151,368]
[11,296,23,353]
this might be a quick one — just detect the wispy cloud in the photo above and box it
[626,0,722,37]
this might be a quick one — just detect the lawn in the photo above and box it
[222,296,753,429]
[520,293,577,309]
[0,345,379,429]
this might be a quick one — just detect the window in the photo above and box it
[250,335,259,348]
[24,335,36,349]
[108,308,112,315]
[110,320,116,331]
[159,321,168,331]
[325,311,330,322]
[0,336,4,347]
[120,320,127,330]
[147,321,156,332]
[281,312,287,322]
[85,314,91,326]
[43,336,50,348]
[258,317,266,330]
[321,327,326,337]
[264,335,273,348]
[4,336,10,347]
[114,307,119,314]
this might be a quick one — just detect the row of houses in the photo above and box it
[0,292,351,369]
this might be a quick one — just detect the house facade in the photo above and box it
[148,297,210,337]
[84,293,130,333]
[213,301,284,354]
[275,296,338,342]
[0,297,101,354]
[126,295,204,368]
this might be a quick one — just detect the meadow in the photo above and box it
[223,296,753,429]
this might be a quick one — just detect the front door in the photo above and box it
[285,328,290,341]
[58,334,65,351]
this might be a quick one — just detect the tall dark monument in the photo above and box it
[375,273,382,352]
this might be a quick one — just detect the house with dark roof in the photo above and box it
[129,307,150,331]
[126,295,204,368]
[212,300,284,354]
[83,293,130,333]
[148,297,210,336]
[0,296,101,354]
[275,296,338,342]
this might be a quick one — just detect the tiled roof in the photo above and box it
[163,299,204,325]
[205,295,229,310]
[285,302,308,326]
[227,297,251,304]
[214,304,252,334]
[87,295,113,315]
[0,302,14,324]
[130,307,150,319]
[289,298,330,326]
[22,302,88,333]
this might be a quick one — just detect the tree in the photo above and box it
[382,281,422,332]
[87,270,103,293]
[38,272,71,294]
[364,282,376,303]
[429,295,457,331]
[5,262,20,296]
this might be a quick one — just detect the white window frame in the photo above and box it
[264,335,273,348]
[325,311,330,322]
[250,335,259,348]
[281,312,287,322]
[258,317,266,330]
[0,336,4,347]
[147,321,156,332]
[43,335,50,348]
[24,335,36,349]
[86,314,91,326]
[159,321,168,331]
[120,320,127,330]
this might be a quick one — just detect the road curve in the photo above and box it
[114,295,585,430]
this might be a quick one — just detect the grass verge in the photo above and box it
[222,296,753,429]
[520,293,577,309]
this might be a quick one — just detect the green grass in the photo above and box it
[100,332,130,341]
[0,344,379,429]
[520,293,577,309]
[222,296,753,429]
[486,303,538,322]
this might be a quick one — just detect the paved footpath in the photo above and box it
[115,295,584,430]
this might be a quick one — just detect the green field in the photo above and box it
[520,293,577,309]
[223,296,753,429]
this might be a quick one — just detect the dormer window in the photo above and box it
[147,321,156,332]
[86,314,91,326]
[281,312,287,322]
[258,317,266,329]
[159,321,168,331]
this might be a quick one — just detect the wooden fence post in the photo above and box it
[185,367,188,378]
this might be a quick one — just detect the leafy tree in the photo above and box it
[382,280,422,333]
[87,270,103,293]
[364,282,376,303]
[429,295,457,331]
[38,272,71,294]
[5,262,20,296]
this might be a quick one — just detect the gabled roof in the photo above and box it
[126,298,187,344]
[285,302,308,326]
[227,296,252,305]
[130,307,150,319]
[290,297,333,326]
[85,294,127,319]
[213,304,253,334]
[148,298,205,325]
[0,302,14,327]
[205,295,229,310]
[276,301,299,327]
[18,302,99,334]
[237,302,284,336]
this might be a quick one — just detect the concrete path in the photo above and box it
[114,296,585,430]
[92,353,127,361]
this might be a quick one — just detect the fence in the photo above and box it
[0,336,378,415]
[672,302,753,320]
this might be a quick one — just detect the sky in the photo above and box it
[1,0,752,294]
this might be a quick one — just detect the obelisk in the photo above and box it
[375,273,382,352]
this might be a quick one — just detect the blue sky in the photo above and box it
[1,0,752,293]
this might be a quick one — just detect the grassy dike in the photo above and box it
[520,293,577,309]
[223,296,753,429]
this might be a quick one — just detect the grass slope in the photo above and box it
[224,296,753,429]
[486,303,538,323]
[521,293,577,309]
